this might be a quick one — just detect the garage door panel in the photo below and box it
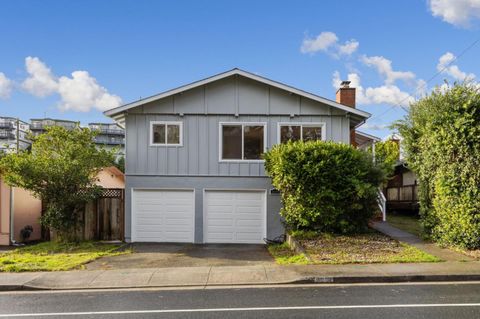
[133,189,194,243]
[204,190,265,244]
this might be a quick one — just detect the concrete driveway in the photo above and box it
[86,243,274,270]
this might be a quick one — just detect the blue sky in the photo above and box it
[0,0,479,137]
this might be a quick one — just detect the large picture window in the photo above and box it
[150,121,183,146]
[278,123,325,143]
[220,123,266,161]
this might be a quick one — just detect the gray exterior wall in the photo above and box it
[123,75,355,243]
[126,176,283,243]
[126,114,350,176]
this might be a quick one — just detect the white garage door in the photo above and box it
[132,189,194,242]
[204,190,266,244]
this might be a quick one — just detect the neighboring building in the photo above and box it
[95,166,125,189]
[381,134,419,212]
[29,118,79,136]
[354,130,381,151]
[0,178,42,245]
[0,167,125,246]
[0,117,31,153]
[104,68,370,244]
[88,123,125,157]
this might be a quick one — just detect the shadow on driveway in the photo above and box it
[86,243,274,270]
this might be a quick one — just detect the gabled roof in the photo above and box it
[104,68,371,119]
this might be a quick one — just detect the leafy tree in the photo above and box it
[368,140,400,177]
[264,141,385,234]
[395,83,480,249]
[114,156,125,173]
[0,126,115,240]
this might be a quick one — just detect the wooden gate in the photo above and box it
[80,188,124,241]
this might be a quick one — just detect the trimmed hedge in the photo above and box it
[264,141,385,234]
[396,83,480,249]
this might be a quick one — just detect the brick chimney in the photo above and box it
[336,80,356,108]
[336,81,357,146]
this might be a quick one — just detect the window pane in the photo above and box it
[280,125,301,143]
[244,125,264,160]
[152,124,165,144]
[302,126,323,142]
[222,125,242,159]
[167,124,180,144]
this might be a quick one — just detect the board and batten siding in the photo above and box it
[125,75,352,177]
[126,114,350,176]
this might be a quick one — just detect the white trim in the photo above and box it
[104,68,370,119]
[202,189,267,244]
[218,122,267,162]
[149,121,183,147]
[131,188,195,243]
[276,122,327,144]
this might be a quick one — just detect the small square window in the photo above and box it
[151,122,182,146]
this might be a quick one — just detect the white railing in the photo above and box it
[377,188,387,222]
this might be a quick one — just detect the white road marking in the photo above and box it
[2,303,480,317]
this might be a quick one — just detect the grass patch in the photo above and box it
[387,213,425,238]
[267,242,309,265]
[0,241,130,272]
[300,231,440,264]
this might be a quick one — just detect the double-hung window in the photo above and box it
[150,121,183,146]
[220,123,266,161]
[278,123,326,143]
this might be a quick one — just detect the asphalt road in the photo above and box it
[1,282,480,318]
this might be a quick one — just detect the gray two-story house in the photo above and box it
[105,69,370,244]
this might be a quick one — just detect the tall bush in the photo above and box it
[395,83,480,249]
[0,126,115,240]
[264,141,385,234]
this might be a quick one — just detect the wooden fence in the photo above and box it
[77,188,124,241]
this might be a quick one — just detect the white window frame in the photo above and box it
[149,121,183,146]
[219,122,267,163]
[277,122,327,144]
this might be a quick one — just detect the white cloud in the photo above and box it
[429,0,480,27]
[301,32,359,57]
[57,71,122,112]
[22,56,58,97]
[0,72,13,99]
[21,57,122,112]
[332,71,414,107]
[301,32,338,54]
[364,85,414,107]
[361,55,416,85]
[437,52,476,81]
[338,40,359,56]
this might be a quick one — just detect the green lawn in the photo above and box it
[0,241,129,272]
[268,230,440,265]
[387,213,424,238]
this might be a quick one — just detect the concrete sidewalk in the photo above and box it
[2,261,480,291]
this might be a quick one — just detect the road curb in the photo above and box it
[3,274,480,292]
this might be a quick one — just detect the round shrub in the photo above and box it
[264,141,385,234]
[396,83,480,249]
